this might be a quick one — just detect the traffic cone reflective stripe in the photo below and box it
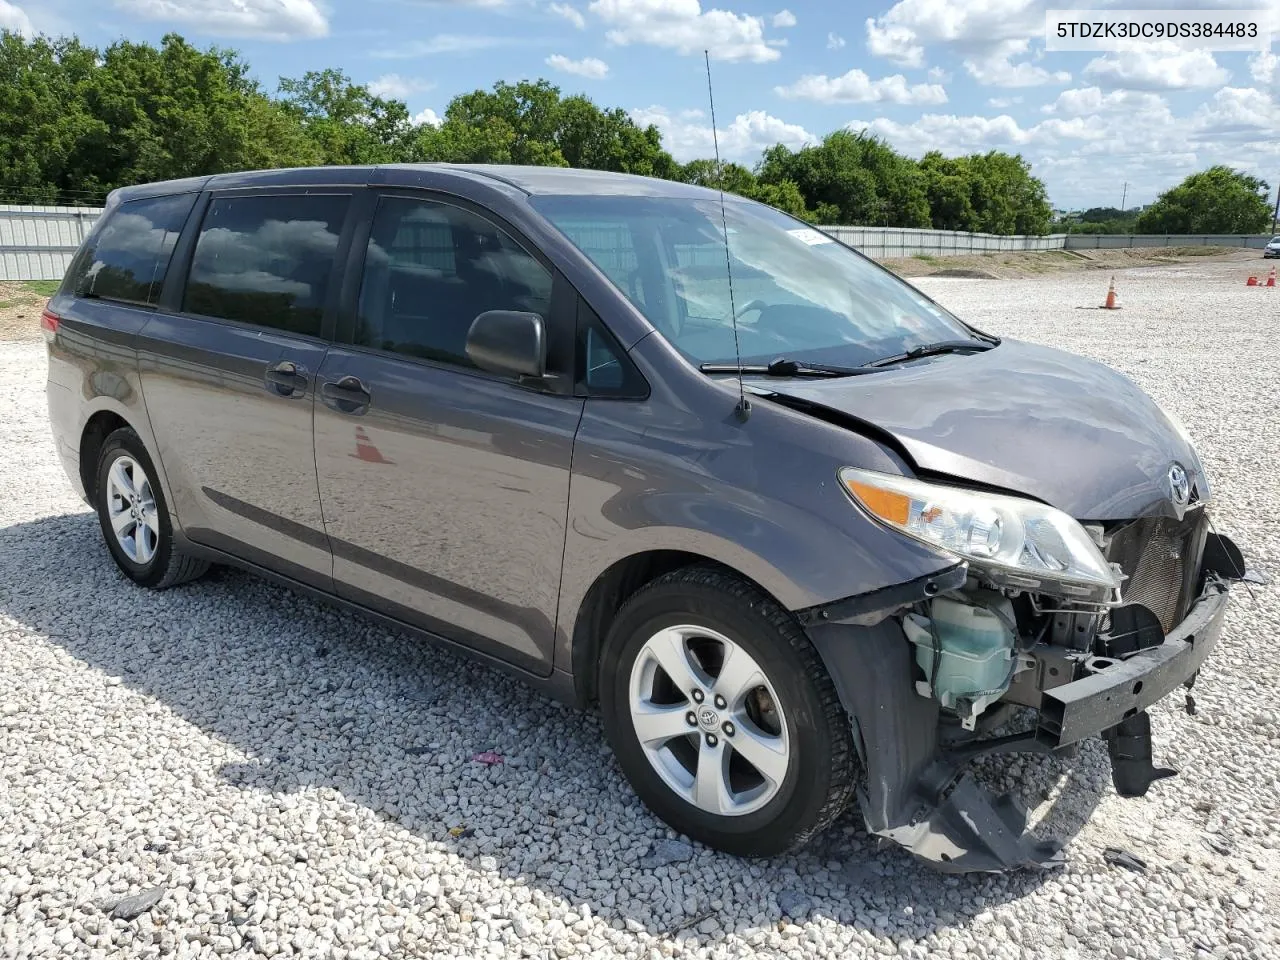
[1103,276,1119,309]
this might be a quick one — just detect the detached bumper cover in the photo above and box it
[808,557,1239,874]
[1039,579,1229,747]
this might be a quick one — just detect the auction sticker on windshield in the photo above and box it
[787,228,833,246]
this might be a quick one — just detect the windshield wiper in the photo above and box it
[862,338,997,369]
[699,357,873,378]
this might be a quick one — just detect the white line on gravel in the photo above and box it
[2,257,1277,960]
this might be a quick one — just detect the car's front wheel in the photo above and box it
[94,427,209,589]
[598,566,856,857]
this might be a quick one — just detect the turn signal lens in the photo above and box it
[40,308,60,334]
[844,480,910,525]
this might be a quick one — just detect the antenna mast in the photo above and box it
[704,49,750,422]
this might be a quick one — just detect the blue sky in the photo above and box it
[5,0,1279,210]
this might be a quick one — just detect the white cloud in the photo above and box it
[867,0,1045,50]
[771,8,795,27]
[113,0,327,40]
[374,35,511,58]
[927,66,951,82]
[775,69,947,105]
[630,105,814,161]
[367,74,434,99]
[549,2,586,29]
[1042,86,1165,118]
[1251,50,1278,86]
[1190,86,1280,146]
[865,0,1075,87]
[864,18,923,67]
[987,95,1021,108]
[546,53,610,78]
[826,32,845,50]
[588,0,781,63]
[964,39,1069,87]
[413,108,442,126]
[1083,44,1229,91]
[0,0,33,35]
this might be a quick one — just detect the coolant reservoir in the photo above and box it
[902,589,1016,728]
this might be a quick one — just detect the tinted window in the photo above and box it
[356,197,552,369]
[546,219,647,307]
[183,194,349,337]
[575,299,646,397]
[68,194,196,305]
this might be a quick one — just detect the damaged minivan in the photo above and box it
[46,165,1248,872]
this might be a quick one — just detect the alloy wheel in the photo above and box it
[627,624,790,817]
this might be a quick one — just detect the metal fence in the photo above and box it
[0,204,100,282]
[1061,233,1273,250]
[822,226,1068,259]
[0,204,1274,281]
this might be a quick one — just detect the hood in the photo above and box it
[754,339,1206,519]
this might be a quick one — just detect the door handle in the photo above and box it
[321,375,371,413]
[265,360,308,396]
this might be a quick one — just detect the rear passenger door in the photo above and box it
[139,190,354,589]
[312,191,584,674]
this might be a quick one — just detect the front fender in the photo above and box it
[554,362,959,674]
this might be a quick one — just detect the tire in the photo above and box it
[598,565,856,857]
[94,427,208,589]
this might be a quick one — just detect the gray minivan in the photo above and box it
[44,165,1245,872]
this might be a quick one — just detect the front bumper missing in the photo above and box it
[1039,579,1229,748]
[806,536,1242,874]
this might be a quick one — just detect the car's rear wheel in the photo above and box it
[95,427,208,589]
[598,566,856,857]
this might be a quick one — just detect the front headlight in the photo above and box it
[839,467,1119,596]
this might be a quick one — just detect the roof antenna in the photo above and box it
[704,49,750,423]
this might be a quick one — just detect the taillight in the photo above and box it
[40,308,60,336]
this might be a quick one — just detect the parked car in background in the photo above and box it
[43,165,1246,872]
[1264,236,1280,258]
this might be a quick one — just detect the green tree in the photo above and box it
[1135,166,1272,233]
[278,68,414,165]
[0,31,318,203]
[0,32,102,203]
[757,131,931,227]
[919,152,976,231]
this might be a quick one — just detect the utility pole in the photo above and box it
[1273,181,1279,233]
[1120,181,1128,213]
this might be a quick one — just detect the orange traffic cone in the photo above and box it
[1102,276,1120,309]
[350,425,394,464]
[1267,266,1277,287]
[1247,276,1259,286]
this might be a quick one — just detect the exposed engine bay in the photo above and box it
[801,505,1252,873]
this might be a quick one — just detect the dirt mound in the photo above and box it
[0,282,49,342]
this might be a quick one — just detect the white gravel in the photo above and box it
[2,257,1278,960]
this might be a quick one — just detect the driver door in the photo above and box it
[312,191,583,674]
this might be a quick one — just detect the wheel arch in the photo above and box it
[79,409,131,502]
[568,548,790,707]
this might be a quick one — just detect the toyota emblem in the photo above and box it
[1168,463,1191,506]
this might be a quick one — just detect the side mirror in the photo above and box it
[465,310,547,379]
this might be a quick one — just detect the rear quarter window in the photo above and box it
[181,193,350,338]
[65,194,198,306]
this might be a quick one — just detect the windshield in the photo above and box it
[530,194,980,368]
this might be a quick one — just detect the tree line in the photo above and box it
[0,31,1054,232]
[1,32,1271,235]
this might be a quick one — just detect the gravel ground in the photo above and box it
[2,257,1278,960]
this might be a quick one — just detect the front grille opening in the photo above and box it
[1104,510,1209,633]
